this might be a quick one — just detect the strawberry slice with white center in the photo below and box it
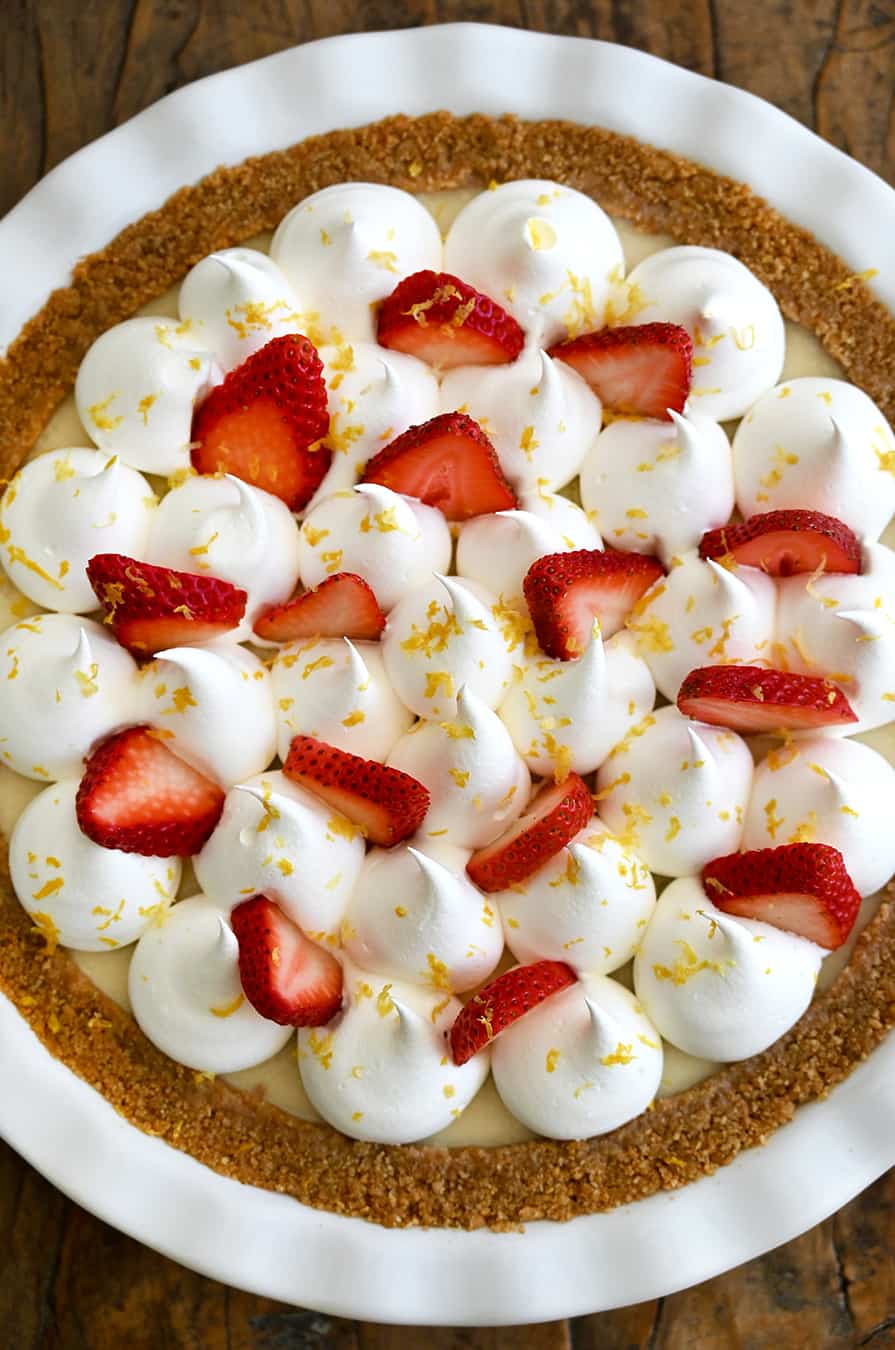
[76,726,225,856]
[549,322,693,419]
[231,894,343,1026]
[253,572,385,643]
[191,334,331,510]
[466,773,593,893]
[523,548,664,659]
[361,411,518,521]
[699,509,861,576]
[449,960,577,1065]
[677,665,857,733]
[87,553,247,658]
[377,270,525,369]
[702,842,861,950]
[283,734,430,847]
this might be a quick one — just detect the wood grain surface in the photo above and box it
[2,1,895,1345]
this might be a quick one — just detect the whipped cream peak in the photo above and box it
[128,893,293,1073]
[387,683,530,848]
[382,573,514,718]
[0,613,142,780]
[440,342,601,494]
[298,964,489,1144]
[9,778,182,952]
[272,635,412,761]
[515,485,602,550]
[499,626,655,777]
[0,448,157,612]
[298,483,452,613]
[341,841,503,992]
[193,770,364,941]
[595,704,752,876]
[456,507,575,610]
[732,377,895,540]
[177,246,305,372]
[146,472,300,640]
[634,878,823,1061]
[491,972,663,1140]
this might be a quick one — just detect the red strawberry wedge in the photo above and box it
[283,735,430,847]
[253,573,385,643]
[523,548,664,658]
[377,270,525,369]
[699,510,861,576]
[76,726,225,856]
[677,665,857,733]
[361,412,517,520]
[703,843,861,950]
[466,773,593,893]
[87,553,247,658]
[231,894,343,1026]
[191,334,331,510]
[450,960,577,1065]
[549,322,693,419]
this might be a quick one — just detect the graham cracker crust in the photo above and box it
[1,112,894,1231]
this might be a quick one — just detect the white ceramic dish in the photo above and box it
[1,23,894,1326]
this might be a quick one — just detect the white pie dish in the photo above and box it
[1,21,894,1326]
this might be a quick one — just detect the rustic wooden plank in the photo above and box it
[521,0,716,75]
[359,1324,571,1348]
[833,1165,895,1344]
[815,0,895,184]
[0,0,44,216]
[712,0,839,129]
[0,1140,68,1348]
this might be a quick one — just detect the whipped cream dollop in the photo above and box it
[732,377,895,540]
[75,316,218,476]
[139,641,277,786]
[272,635,413,762]
[0,614,141,780]
[10,779,181,951]
[307,342,440,512]
[443,179,625,346]
[341,844,503,992]
[146,473,300,640]
[491,973,663,1140]
[194,771,364,944]
[178,247,305,372]
[129,893,293,1073]
[499,627,655,777]
[270,183,443,344]
[775,542,895,732]
[498,822,656,974]
[439,344,601,493]
[633,878,823,1060]
[0,449,157,612]
[298,963,489,1143]
[382,574,513,719]
[578,411,734,564]
[297,483,451,613]
[742,733,895,897]
[456,508,580,610]
[387,685,530,849]
[595,705,752,877]
[621,245,785,420]
[515,485,602,551]
[626,552,777,701]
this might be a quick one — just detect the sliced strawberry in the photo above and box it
[231,894,343,1026]
[466,773,593,893]
[253,573,385,643]
[449,960,577,1065]
[703,842,861,950]
[523,548,663,658]
[283,734,429,847]
[361,412,517,521]
[191,334,331,510]
[76,726,225,856]
[377,270,525,369]
[677,665,857,733]
[87,553,247,658]
[549,322,692,419]
[699,510,861,576]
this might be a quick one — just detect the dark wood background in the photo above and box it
[3,1,895,1345]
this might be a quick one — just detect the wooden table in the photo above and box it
[3,2,895,1344]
